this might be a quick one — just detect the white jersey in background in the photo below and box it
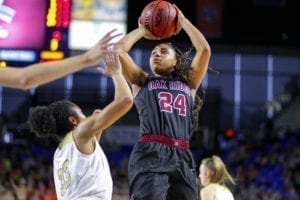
[201,183,235,200]
[53,132,112,200]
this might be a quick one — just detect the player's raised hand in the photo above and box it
[84,29,122,66]
[172,4,184,35]
[97,50,122,77]
[138,17,161,40]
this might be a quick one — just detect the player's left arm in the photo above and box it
[174,5,211,91]
[0,29,121,90]
[74,52,133,151]
[0,55,93,90]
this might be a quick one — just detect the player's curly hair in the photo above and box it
[192,94,204,133]
[28,100,79,139]
[165,43,205,133]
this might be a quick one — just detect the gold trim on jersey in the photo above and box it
[58,132,74,150]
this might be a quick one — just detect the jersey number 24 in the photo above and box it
[158,92,187,116]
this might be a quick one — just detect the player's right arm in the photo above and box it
[114,27,149,87]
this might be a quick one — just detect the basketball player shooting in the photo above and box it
[113,2,211,200]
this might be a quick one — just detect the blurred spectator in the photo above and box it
[0,126,299,199]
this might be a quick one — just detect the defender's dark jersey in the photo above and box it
[134,76,194,141]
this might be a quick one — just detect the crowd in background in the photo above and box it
[223,127,300,200]
[0,126,300,200]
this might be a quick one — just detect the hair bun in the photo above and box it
[28,106,56,137]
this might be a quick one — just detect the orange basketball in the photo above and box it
[140,0,178,39]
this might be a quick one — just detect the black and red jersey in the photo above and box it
[134,76,194,141]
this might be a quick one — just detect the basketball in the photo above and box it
[140,0,178,39]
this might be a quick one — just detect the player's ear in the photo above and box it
[206,168,213,180]
[68,116,78,127]
[173,59,177,67]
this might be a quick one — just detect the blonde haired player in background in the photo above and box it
[199,155,236,200]
[0,29,121,90]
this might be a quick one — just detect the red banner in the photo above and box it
[196,0,223,38]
